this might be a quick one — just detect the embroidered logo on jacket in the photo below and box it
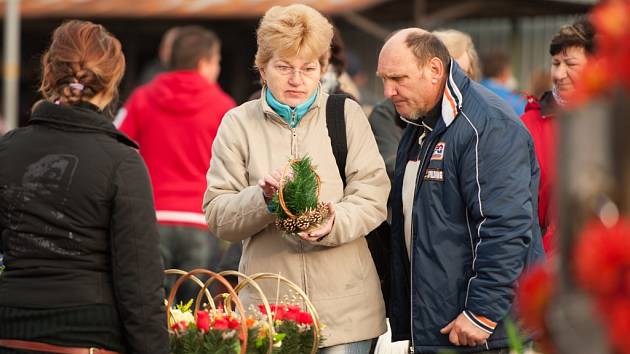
[431,142,446,160]
[424,168,444,181]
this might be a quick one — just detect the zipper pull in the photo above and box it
[418,128,427,146]
[409,345,415,354]
[291,111,297,127]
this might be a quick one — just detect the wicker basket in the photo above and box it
[165,268,249,354]
[165,268,322,354]
[223,271,322,354]
[275,159,330,234]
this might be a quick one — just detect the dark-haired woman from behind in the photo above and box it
[0,20,168,354]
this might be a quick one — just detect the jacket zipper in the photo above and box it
[291,126,298,158]
[290,110,297,128]
[409,128,432,353]
[299,241,308,297]
[265,105,318,299]
[289,111,307,295]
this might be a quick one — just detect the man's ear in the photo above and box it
[428,57,446,84]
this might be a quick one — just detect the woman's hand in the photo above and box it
[298,203,335,242]
[258,167,292,202]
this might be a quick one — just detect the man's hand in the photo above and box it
[298,203,335,242]
[440,313,490,347]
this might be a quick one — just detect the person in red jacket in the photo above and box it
[115,26,235,301]
[521,17,595,254]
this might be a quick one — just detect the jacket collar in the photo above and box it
[440,59,465,128]
[265,86,318,128]
[540,90,558,118]
[30,100,138,149]
[260,83,323,126]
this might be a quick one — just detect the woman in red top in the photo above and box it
[521,17,595,254]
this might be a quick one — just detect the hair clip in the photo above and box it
[69,82,84,91]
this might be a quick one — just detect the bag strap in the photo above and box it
[325,94,349,187]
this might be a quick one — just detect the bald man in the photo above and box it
[378,29,544,353]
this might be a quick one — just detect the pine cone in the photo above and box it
[296,215,311,231]
[287,218,299,233]
[306,210,321,225]
[276,217,296,233]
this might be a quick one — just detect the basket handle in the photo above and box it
[164,269,215,311]
[244,272,322,354]
[166,268,248,354]
[220,270,276,354]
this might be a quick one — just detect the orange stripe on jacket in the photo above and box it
[444,87,457,118]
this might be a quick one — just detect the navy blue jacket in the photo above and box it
[389,61,545,353]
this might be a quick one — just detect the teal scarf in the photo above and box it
[265,88,318,128]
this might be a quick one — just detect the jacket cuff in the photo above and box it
[462,310,496,335]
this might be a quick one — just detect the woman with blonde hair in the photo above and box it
[433,29,480,80]
[203,4,389,353]
[0,20,168,354]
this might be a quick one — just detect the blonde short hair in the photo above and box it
[255,4,333,72]
[433,29,480,81]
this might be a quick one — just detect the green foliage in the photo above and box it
[170,324,241,354]
[176,299,194,313]
[246,327,272,354]
[505,318,525,354]
[275,320,315,354]
[269,156,319,219]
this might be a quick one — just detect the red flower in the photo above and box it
[297,311,314,325]
[516,264,556,353]
[568,0,630,104]
[260,304,281,319]
[574,219,630,297]
[171,320,189,332]
[284,305,301,321]
[271,304,288,320]
[574,218,630,354]
[214,317,229,330]
[567,59,613,107]
[517,264,554,332]
[258,304,267,314]
[228,317,240,330]
[196,310,210,332]
[606,298,630,354]
[591,0,630,47]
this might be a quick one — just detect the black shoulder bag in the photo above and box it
[325,94,391,309]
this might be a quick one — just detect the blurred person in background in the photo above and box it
[434,29,481,81]
[203,4,389,353]
[137,26,180,86]
[528,67,552,99]
[116,26,235,303]
[0,20,167,354]
[0,113,6,136]
[521,17,595,255]
[321,26,362,100]
[480,51,527,115]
